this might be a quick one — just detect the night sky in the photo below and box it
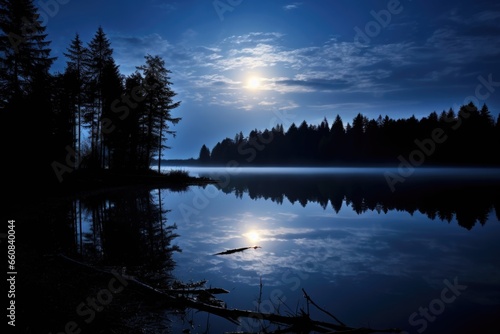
[43,0,500,159]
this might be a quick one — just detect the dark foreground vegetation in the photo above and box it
[1,0,189,196]
[60,169,214,193]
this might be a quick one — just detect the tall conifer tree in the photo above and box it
[63,33,87,167]
[137,55,181,172]
[0,0,55,184]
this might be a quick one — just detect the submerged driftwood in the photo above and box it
[214,246,262,255]
[168,287,230,295]
[58,254,402,334]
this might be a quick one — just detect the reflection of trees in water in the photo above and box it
[204,173,500,230]
[18,189,184,334]
[68,188,180,287]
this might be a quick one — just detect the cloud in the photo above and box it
[471,10,500,23]
[258,100,276,106]
[307,102,375,111]
[223,32,285,45]
[111,31,420,104]
[275,78,351,92]
[111,33,173,73]
[277,212,298,220]
[446,8,500,25]
[216,43,292,70]
[423,26,500,66]
[258,77,315,93]
[110,14,500,115]
[153,2,177,12]
[193,74,241,88]
[419,66,461,82]
[431,8,500,68]
[283,2,302,11]
[181,29,198,41]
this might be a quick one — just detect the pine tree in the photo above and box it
[0,0,54,108]
[124,72,147,170]
[319,117,329,137]
[51,72,75,157]
[100,59,123,169]
[199,144,211,163]
[84,27,115,168]
[63,33,88,167]
[137,55,181,172]
[330,115,346,162]
[479,103,494,127]
[0,0,55,184]
[331,115,345,136]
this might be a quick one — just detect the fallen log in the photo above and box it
[168,287,230,295]
[57,254,402,333]
[214,246,262,255]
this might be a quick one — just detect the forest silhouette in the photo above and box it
[2,0,180,191]
[201,103,500,166]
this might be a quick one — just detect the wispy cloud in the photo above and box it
[283,2,302,11]
[307,102,376,111]
[193,74,241,88]
[223,32,285,45]
[445,8,500,25]
[471,10,500,23]
[152,1,177,13]
[111,33,173,73]
[110,11,500,112]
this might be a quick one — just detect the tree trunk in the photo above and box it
[157,112,163,173]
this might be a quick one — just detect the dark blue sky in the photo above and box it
[43,0,500,159]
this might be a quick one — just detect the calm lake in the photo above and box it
[62,167,500,333]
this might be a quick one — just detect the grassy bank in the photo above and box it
[59,168,217,193]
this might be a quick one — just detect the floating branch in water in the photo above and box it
[302,288,346,327]
[168,287,229,295]
[213,246,262,256]
[58,254,402,334]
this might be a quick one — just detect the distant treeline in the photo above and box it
[199,102,500,166]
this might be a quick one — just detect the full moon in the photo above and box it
[247,77,261,89]
[246,231,260,243]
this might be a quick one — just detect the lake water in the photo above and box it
[64,167,500,333]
